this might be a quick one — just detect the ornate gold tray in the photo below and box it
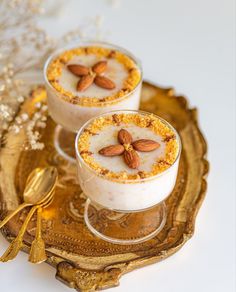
[0,82,208,291]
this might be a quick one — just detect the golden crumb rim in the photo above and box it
[46,46,142,107]
[77,113,180,181]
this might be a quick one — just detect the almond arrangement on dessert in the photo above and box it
[43,41,182,243]
[44,42,142,133]
[74,110,181,243]
[0,2,208,290]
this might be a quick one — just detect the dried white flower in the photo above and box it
[17,96,24,103]
[15,116,22,124]
[41,105,48,112]
[0,104,15,120]
[0,85,6,92]
[36,121,46,128]
[33,112,41,120]
[21,113,29,121]
[11,125,20,134]
[0,0,105,152]
[31,142,44,150]
[35,102,42,109]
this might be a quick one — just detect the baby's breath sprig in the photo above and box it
[0,0,105,151]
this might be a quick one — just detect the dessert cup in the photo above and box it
[44,41,142,163]
[75,110,181,244]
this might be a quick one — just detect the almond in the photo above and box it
[112,114,121,125]
[99,144,124,156]
[124,150,140,169]
[80,150,93,155]
[77,75,94,91]
[132,139,160,152]
[92,61,107,74]
[118,129,132,144]
[67,64,89,76]
[94,76,116,90]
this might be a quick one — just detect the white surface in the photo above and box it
[0,0,235,291]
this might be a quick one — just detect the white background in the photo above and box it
[0,0,235,291]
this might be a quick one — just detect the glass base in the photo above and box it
[54,125,76,164]
[84,199,166,245]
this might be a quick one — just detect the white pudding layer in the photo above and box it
[46,82,141,132]
[44,43,142,132]
[76,111,181,211]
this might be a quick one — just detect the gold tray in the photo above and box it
[0,82,209,291]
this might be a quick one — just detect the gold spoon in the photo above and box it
[28,206,46,264]
[0,193,54,262]
[28,204,48,264]
[0,166,58,229]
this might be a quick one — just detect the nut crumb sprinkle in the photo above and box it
[46,46,141,107]
[78,113,180,182]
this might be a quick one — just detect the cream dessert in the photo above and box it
[44,42,142,132]
[75,111,181,211]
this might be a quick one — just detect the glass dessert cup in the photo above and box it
[75,110,181,244]
[44,41,143,163]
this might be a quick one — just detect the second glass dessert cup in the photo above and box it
[75,110,181,244]
[44,41,143,163]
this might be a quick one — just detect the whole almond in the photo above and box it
[99,144,124,156]
[124,150,140,169]
[94,76,116,90]
[67,64,89,76]
[92,61,107,74]
[118,129,132,144]
[132,139,160,152]
[77,75,94,91]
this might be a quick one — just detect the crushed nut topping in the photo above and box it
[46,47,141,107]
[78,113,179,181]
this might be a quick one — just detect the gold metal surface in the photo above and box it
[0,167,58,228]
[23,167,58,205]
[0,82,209,291]
[29,206,49,264]
[0,194,54,262]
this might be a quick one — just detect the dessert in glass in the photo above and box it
[75,110,181,244]
[44,41,142,162]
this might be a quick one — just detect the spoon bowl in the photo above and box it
[23,167,58,205]
[0,166,58,229]
[0,192,55,263]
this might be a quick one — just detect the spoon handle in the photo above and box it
[0,205,38,262]
[28,207,47,264]
[0,202,30,229]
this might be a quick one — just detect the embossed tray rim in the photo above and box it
[0,81,209,291]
